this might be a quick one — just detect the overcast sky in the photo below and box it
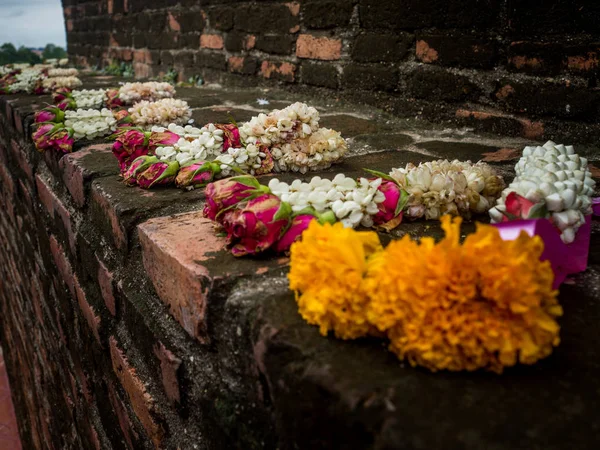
[0,0,66,49]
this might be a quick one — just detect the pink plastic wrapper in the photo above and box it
[493,198,599,288]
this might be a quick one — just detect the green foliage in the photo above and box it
[42,44,67,60]
[103,61,134,78]
[161,68,179,85]
[0,42,43,65]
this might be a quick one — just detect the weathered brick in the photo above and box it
[138,212,222,342]
[416,34,497,69]
[455,109,544,140]
[90,183,127,250]
[353,33,412,63]
[10,139,33,183]
[153,342,182,404]
[260,60,297,82]
[49,235,75,298]
[196,51,226,70]
[301,61,339,89]
[97,256,116,316]
[255,35,295,55]
[234,4,298,34]
[200,34,224,50]
[296,34,342,60]
[507,41,563,75]
[342,64,398,92]
[208,6,234,31]
[109,337,164,447]
[508,0,600,36]
[74,275,101,345]
[407,66,479,102]
[303,0,354,29]
[228,56,258,75]
[494,79,599,119]
[35,174,76,254]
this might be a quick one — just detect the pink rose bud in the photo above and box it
[228,194,291,256]
[149,130,180,146]
[275,210,336,253]
[136,160,180,189]
[203,176,267,221]
[34,106,65,124]
[105,89,123,109]
[373,180,408,225]
[503,192,546,221]
[175,161,221,189]
[113,129,152,173]
[123,155,157,186]
[53,87,72,103]
[215,124,241,151]
[32,124,61,152]
[48,129,75,154]
[57,99,77,111]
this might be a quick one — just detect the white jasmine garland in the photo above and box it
[154,124,225,164]
[128,98,191,128]
[72,89,107,109]
[390,160,504,220]
[42,76,82,90]
[64,108,117,140]
[268,174,385,228]
[489,140,596,243]
[119,82,175,104]
[8,68,44,93]
[48,68,79,77]
[214,143,269,177]
[239,102,320,146]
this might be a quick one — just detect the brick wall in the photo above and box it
[0,87,281,449]
[62,0,600,142]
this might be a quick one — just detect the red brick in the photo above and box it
[260,61,296,82]
[286,1,300,16]
[455,109,544,140]
[91,184,127,250]
[245,35,256,50]
[200,34,224,49]
[10,139,33,183]
[74,276,101,345]
[153,342,182,404]
[108,381,138,449]
[35,174,76,254]
[97,256,116,316]
[168,12,181,31]
[109,337,164,447]
[138,212,226,342]
[0,163,14,198]
[133,63,151,79]
[13,109,24,135]
[133,49,152,64]
[416,39,439,63]
[107,0,114,14]
[59,144,112,208]
[49,235,75,298]
[228,56,244,72]
[567,52,599,73]
[296,34,342,60]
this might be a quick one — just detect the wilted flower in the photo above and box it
[112,129,149,173]
[48,129,74,153]
[225,194,291,256]
[32,123,59,151]
[105,89,124,109]
[175,161,221,189]
[215,123,241,151]
[124,156,180,188]
[203,176,268,221]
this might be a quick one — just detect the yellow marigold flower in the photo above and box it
[364,216,561,373]
[288,221,382,339]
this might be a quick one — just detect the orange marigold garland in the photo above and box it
[289,216,562,372]
[288,222,382,339]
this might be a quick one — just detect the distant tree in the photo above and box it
[0,43,17,65]
[42,44,67,60]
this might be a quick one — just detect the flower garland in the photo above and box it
[47,68,79,77]
[289,216,561,373]
[127,98,192,128]
[64,108,118,140]
[42,76,82,91]
[71,89,107,109]
[489,141,596,243]
[118,82,175,104]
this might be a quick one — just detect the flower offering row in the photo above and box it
[0,63,80,95]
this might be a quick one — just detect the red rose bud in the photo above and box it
[203,175,267,221]
[373,180,408,225]
[175,161,221,189]
[136,160,180,189]
[123,155,157,186]
[105,89,123,109]
[229,194,291,256]
[215,124,241,151]
[149,130,180,146]
[53,87,72,103]
[275,214,316,253]
[34,106,65,124]
[113,129,151,172]
[32,123,60,152]
[48,129,74,154]
[503,192,546,221]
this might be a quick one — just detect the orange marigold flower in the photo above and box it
[288,221,382,339]
[364,216,561,373]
